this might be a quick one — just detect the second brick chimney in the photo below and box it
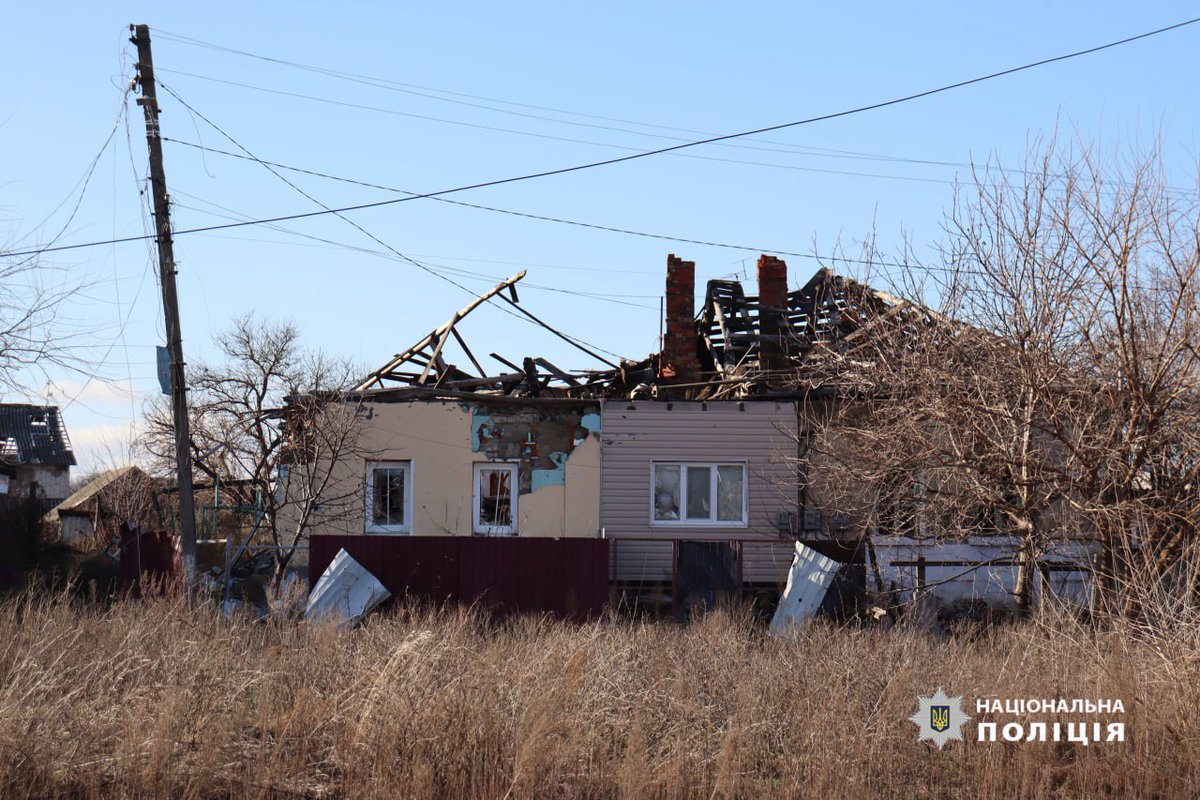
[662,254,700,384]
[757,255,789,377]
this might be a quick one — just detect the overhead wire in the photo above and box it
[5,15,1198,264]
[61,74,159,414]
[5,81,135,269]
[146,26,1193,189]
[152,67,984,187]
[162,137,918,267]
[155,65,1200,198]
[169,191,660,308]
[156,84,634,357]
[164,138,1001,277]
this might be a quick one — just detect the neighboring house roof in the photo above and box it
[0,404,76,467]
[44,465,149,523]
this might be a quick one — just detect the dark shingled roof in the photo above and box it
[0,404,76,467]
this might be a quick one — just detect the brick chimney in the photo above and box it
[662,254,700,384]
[757,255,789,377]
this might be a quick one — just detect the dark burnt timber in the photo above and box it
[352,254,927,402]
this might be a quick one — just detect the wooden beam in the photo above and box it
[416,331,446,384]
[355,271,526,390]
[533,357,581,387]
[489,352,523,373]
[443,372,526,390]
[450,326,486,377]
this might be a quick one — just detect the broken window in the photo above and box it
[366,461,411,533]
[474,462,518,535]
[652,463,747,525]
[654,464,681,520]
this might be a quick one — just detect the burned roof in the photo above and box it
[353,271,649,401]
[697,267,902,382]
[0,404,76,467]
[351,256,924,403]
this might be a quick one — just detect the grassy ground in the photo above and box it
[1,594,1197,799]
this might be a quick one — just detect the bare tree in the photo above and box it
[802,139,1200,617]
[0,254,87,394]
[143,314,369,586]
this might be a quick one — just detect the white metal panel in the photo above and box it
[305,548,391,626]
[769,541,839,633]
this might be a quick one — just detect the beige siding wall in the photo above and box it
[10,465,71,501]
[295,399,600,539]
[600,400,799,582]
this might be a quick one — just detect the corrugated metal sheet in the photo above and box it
[306,548,391,626]
[770,541,840,632]
[308,535,608,619]
[600,400,799,582]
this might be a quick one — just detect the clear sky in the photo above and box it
[2,3,1198,472]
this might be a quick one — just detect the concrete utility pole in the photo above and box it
[131,23,198,593]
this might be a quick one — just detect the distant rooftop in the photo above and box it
[0,404,76,467]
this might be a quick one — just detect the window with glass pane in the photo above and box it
[475,463,517,534]
[653,464,681,520]
[685,465,712,520]
[716,465,744,521]
[651,462,746,525]
[366,461,410,532]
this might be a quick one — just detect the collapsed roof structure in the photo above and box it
[352,254,917,401]
[0,404,76,467]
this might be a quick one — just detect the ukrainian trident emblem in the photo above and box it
[930,705,951,732]
[909,688,970,749]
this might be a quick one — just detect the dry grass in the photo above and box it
[1,594,1198,799]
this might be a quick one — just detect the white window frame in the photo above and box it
[473,461,519,536]
[365,460,413,534]
[649,461,749,527]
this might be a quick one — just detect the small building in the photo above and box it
[43,466,159,548]
[0,404,76,504]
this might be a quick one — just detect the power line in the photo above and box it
[169,193,662,309]
[162,27,1143,189]
[5,14,1197,263]
[158,66,1196,193]
[143,26,1184,186]
[154,139,1146,280]
[5,83,134,267]
[157,83,631,359]
[163,137,906,265]
[150,65,1002,183]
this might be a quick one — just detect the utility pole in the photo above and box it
[131,24,198,593]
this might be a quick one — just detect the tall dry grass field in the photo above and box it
[1,594,1198,798]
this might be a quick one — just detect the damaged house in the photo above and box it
[0,404,75,505]
[295,255,1092,615]
[292,274,602,542]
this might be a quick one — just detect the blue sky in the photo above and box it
[2,3,1198,471]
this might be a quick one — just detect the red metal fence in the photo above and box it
[308,535,609,620]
